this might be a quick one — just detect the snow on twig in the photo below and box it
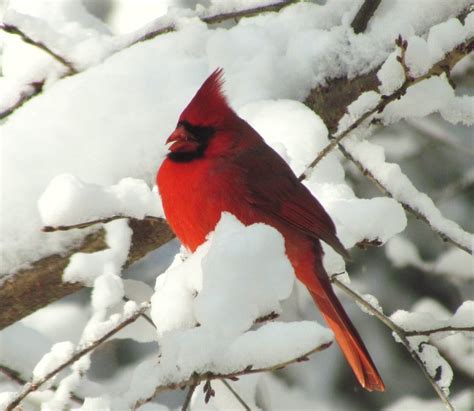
[2,302,150,411]
[331,276,456,411]
[131,342,331,410]
[0,23,77,74]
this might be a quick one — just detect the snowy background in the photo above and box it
[0,0,473,410]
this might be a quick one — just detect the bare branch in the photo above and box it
[221,379,252,411]
[0,23,77,74]
[132,341,332,410]
[181,379,198,411]
[332,277,454,411]
[3,303,149,411]
[351,0,382,34]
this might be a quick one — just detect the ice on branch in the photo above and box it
[38,174,161,227]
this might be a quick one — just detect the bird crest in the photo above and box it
[179,68,235,127]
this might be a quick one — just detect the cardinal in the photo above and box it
[157,69,385,391]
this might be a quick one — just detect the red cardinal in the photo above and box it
[157,69,385,391]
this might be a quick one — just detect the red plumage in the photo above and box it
[157,69,385,392]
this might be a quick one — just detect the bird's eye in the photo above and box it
[179,121,215,142]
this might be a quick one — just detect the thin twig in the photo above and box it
[181,379,198,411]
[331,277,454,411]
[133,0,297,45]
[0,364,84,404]
[42,215,163,232]
[351,0,382,34]
[221,379,252,411]
[4,303,150,411]
[404,326,474,337]
[0,23,77,74]
[132,341,332,409]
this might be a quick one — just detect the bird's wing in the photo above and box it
[242,146,351,260]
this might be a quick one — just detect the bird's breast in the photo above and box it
[157,157,255,251]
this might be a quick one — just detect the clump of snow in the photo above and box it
[337,91,380,134]
[91,273,124,311]
[63,219,132,286]
[404,36,431,77]
[378,50,404,95]
[152,213,294,336]
[38,174,161,227]
[32,341,74,382]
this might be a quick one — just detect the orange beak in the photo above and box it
[166,126,199,153]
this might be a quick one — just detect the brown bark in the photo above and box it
[0,218,173,330]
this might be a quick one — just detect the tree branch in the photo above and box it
[404,326,474,337]
[0,23,77,74]
[132,341,332,410]
[0,364,83,405]
[0,218,173,330]
[221,379,252,411]
[0,0,297,122]
[351,0,381,34]
[300,35,474,254]
[3,302,150,411]
[301,35,474,180]
[181,379,198,411]
[331,277,454,411]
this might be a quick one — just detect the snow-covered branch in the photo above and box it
[301,33,474,178]
[0,0,297,122]
[131,342,331,410]
[332,277,457,411]
[0,23,77,73]
[2,302,150,411]
[300,29,474,254]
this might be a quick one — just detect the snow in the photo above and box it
[32,341,74,382]
[39,174,162,227]
[63,219,132,286]
[1,0,471,275]
[385,389,473,411]
[151,213,294,337]
[377,51,405,95]
[343,138,473,252]
[1,0,473,409]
